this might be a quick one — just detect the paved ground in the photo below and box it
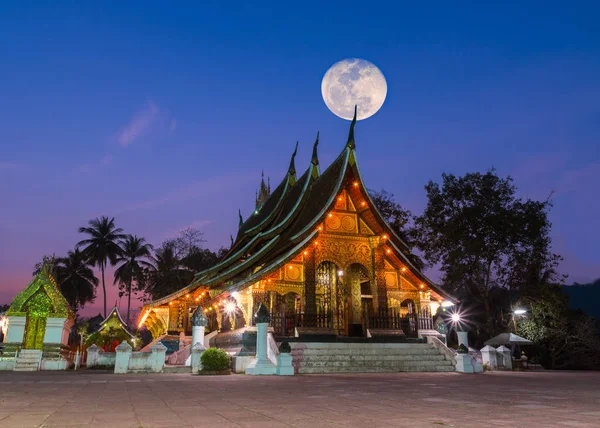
[0,371,599,428]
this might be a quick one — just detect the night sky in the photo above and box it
[1,2,599,317]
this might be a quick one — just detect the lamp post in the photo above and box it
[512,308,527,333]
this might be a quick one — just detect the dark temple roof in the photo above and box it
[145,114,456,307]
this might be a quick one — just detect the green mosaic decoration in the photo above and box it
[6,262,73,319]
[23,316,46,350]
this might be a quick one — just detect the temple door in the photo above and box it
[23,316,46,350]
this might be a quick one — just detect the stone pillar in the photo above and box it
[455,353,475,373]
[245,303,276,375]
[457,331,469,349]
[150,343,167,373]
[304,249,317,327]
[5,316,26,343]
[114,341,132,374]
[191,342,207,373]
[44,317,68,344]
[86,344,99,368]
[276,352,294,376]
[373,246,388,312]
[481,345,498,369]
[496,345,512,370]
[190,306,208,347]
[246,291,253,327]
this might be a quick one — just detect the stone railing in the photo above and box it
[427,335,456,365]
[87,342,167,373]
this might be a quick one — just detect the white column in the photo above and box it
[191,342,207,373]
[192,325,205,348]
[496,345,512,370]
[114,341,132,374]
[44,317,68,344]
[5,316,26,343]
[481,345,498,369]
[150,343,167,373]
[86,344,99,368]
[457,331,469,349]
[245,303,276,375]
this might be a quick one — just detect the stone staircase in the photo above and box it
[291,343,455,374]
[14,349,42,371]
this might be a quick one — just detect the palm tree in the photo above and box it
[142,243,192,300]
[77,216,126,317]
[76,321,89,353]
[114,235,154,325]
[55,249,98,311]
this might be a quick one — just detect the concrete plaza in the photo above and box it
[0,371,599,428]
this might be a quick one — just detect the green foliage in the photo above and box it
[370,189,424,270]
[138,228,226,300]
[279,342,292,353]
[457,344,469,354]
[413,170,564,337]
[55,249,98,311]
[200,347,231,371]
[114,235,154,325]
[517,286,600,370]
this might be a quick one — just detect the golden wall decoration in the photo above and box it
[385,271,398,287]
[284,264,303,282]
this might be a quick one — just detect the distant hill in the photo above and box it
[563,279,600,320]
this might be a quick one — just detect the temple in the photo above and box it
[140,108,456,346]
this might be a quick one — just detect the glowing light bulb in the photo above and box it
[401,267,406,272]
[225,302,237,313]
[451,313,461,323]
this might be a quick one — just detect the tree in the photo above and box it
[517,286,600,369]
[33,254,58,276]
[141,242,191,300]
[114,235,154,325]
[370,189,424,270]
[77,216,126,317]
[414,170,563,337]
[76,321,89,353]
[54,249,98,311]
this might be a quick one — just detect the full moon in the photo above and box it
[321,58,387,121]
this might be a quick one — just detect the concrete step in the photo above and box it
[296,354,449,363]
[298,364,455,374]
[297,358,453,367]
[290,343,456,374]
[292,349,442,356]
[163,365,190,374]
[291,343,432,349]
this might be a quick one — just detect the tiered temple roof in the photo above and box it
[145,108,455,308]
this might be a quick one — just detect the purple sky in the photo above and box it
[1,3,599,317]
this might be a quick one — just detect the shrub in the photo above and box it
[200,348,231,371]
[279,342,291,353]
[457,344,469,354]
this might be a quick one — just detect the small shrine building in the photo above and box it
[1,263,75,370]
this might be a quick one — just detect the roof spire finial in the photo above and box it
[346,105,357,149]
[230,234,234,247]
[288,141,299,178]
[238,209,243,228]
[311,131,320,165]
